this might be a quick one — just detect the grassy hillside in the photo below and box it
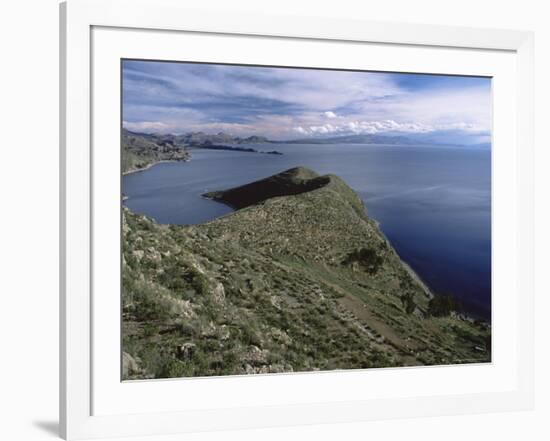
[122,167,490,380]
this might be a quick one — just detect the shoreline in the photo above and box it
[188,144,283,155]
[371,218,434,301]
[122,158,190,176]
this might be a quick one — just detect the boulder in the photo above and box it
[122,352,141,378]
[176,342,197,360]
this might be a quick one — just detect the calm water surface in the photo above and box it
[123,144,491,319]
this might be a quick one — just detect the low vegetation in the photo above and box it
[428,294,461,317]
[122,167,491,380]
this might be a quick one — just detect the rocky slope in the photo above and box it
[122,129,189,174]
[122,130,281,174]
[122,167,490,380]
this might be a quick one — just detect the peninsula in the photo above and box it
[122,129,282,174]
[122,167,490,379]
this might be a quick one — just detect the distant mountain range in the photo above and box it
[284,133,490,148]
[124,128,490,149]
[283,133,419,145]
[122,129,283,173]
[125,129,416,146]
[125,129,270,147]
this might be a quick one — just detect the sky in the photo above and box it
[122,60,492,145]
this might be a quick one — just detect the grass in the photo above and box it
[121,168,491,380]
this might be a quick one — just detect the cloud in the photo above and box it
[378,86,492,131]
[292,119,490,138]
[123,121,172,132]
[122,60,491,143]
[294,119,433,136]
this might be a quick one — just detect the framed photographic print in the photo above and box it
[60,0,534,439]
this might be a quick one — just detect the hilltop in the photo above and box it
[122,167,490,379]
[203,167,331,209]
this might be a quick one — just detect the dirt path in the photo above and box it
[338,292,418,348]
[271,258,422,365]
[316,273,422,365]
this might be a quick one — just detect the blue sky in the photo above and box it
[122,60,492,145]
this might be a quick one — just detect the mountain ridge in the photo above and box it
[124,127,488,148]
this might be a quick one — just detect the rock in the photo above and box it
[176,342,197,360]
[245,345,268,365]
[132,249,144,262]
[413,307,425,319]
[157,293,195,318]
[270,327,291,345]
[212,282,225,304]
[269,295,281,310]
[146,247,162,263]
[218,325,230,341]
[122,213,129,235]
[201,321,217,338]
[122,352,141,378]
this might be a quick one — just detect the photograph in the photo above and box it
[1,0,541,439]
[121,59,492,380]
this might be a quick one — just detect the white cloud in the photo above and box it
[293,119,436,136]
[125,64,402,113]
[357,86,491,133]
[124,61,491,140]
[123,121,171,132]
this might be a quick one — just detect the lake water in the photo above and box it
[123,144,491,320]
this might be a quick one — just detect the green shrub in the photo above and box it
[128,280,171,322]
[185,267,209,296]
[239,324,263,347]
[342,247,384,274]
[428,294,459,317]
[143,323,158,337]
[157,359,190,378]
[400,292,416,315]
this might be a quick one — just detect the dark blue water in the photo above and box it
[123,144,491,319]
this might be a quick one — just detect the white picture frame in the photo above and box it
[60,0,535,439]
